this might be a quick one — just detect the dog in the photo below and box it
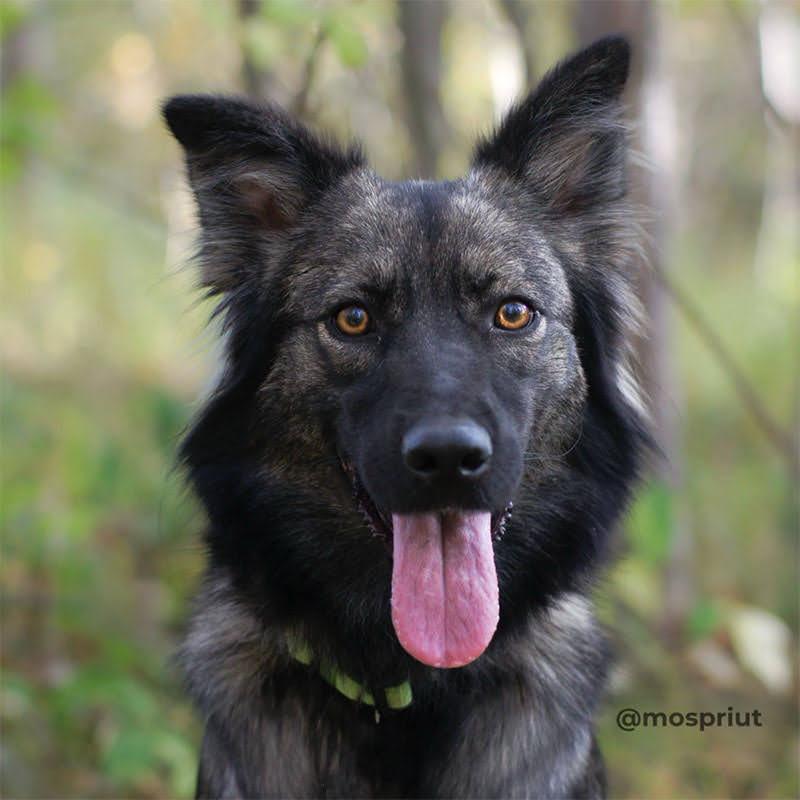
[163,34,649,799]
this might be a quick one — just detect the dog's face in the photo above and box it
[166,37,644,669]
[281,174,580,517]
[274,177,589,666]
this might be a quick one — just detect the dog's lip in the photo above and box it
[340,458,393,541]
[339,458,513,543]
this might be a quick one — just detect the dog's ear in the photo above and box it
[472,36,630,214]
[163,94,364,294]
[165,97,365,469]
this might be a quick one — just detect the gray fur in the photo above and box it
[185,572,609,798]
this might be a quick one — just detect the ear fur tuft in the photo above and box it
[162,94,364,294]
[472,36,631,214]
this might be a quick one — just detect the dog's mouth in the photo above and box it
[341,458,512,669]
[341,459,513,544]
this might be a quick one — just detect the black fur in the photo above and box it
[164,35,649,799]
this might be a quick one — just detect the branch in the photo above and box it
[654,264,799,478]
[291,25,326,120]
[238,0,275,101]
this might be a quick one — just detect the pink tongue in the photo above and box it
[391,511,499,668]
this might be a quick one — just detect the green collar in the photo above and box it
[286,633,412,711]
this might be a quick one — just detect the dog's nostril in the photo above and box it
[460,447,489,476]
[407,449,437,475]
[402,419,492,481]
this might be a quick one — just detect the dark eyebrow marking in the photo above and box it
[322,266,400,309]
[355,278,399,306]
[464,270,505,297]
[460,265,537,301]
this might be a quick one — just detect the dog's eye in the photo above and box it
[495,300,535,331]
[334,305,371,336]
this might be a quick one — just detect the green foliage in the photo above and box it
[0,77,57,182]
[1,1,797,798]
[687,597,722,640]
[626,482,674,567]
[0,0,25,40]
[262,0,317,27]
[104,728,195,797]
[1,375,202,797]
[252,0,369,70]
[325,12,368,68]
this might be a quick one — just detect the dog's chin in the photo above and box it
[339,459,514,546]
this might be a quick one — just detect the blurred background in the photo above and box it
[1,0,798,797]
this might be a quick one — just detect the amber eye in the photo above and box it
[334,305,371,336]
[495,300,534,331]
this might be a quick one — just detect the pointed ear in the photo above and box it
[472,36,631,214]
[163,94,364,293]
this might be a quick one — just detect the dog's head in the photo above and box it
[165,36,647,668]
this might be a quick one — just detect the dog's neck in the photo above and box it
[286,631,412,716]
[182,567,608,727]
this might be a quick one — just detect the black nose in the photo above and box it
[402,418,492,480]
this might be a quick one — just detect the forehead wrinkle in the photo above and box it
[287,186,419,315]
[434,184,573,318]
[320,256,400,307]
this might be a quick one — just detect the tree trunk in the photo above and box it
[573,0,692,643]
[397,0,448,178]
[238,0,277,101]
